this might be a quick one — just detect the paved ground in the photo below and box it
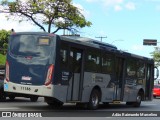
[0,97,160,120]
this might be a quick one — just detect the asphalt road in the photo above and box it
[0,97,160,120]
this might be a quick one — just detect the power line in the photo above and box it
[95,36,107,42]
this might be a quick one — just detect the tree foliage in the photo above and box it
[0,29,11,54]
[150,47,160,67]
[0,0,92,33]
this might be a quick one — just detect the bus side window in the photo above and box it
[126,59,136,77]
[126,59,137,84]
[102,54,113,74]
[137,62,145,84]
[85,50,101,72]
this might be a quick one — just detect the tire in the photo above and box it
[153,96,156,99]
[133,93,142,107]
[9,96,15,101]
[30,96,38,102]
[88,89,100,110]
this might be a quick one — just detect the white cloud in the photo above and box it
[0,13,37,32]
[85,0,123,5]
[114,5,123,11]
[125,2,136,10]
[85,0,136,11]
[73,3,90,18]
[103,0,124,7]
[86,0,98,2]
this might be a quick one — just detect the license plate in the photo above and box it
[4,84,8,90]
[21,86,31,91]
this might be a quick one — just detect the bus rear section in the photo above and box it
[4,32,56,98]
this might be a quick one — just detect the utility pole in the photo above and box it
[95,36,107,42]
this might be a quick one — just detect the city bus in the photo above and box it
[4,32,157,109]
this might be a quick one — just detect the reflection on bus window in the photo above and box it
[10,35,51,57]
[126,59,136,77]
[85,50,101,72]
[60,49,67,64]
[137,62,145,84]
[102,54,113,74]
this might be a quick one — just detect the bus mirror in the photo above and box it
[154,67,159,80]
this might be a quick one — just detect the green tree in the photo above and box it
[150,47,160,67]
[0,0,92,33]
[0,29,10,54]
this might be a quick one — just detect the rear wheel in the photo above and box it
[9,96,15,101]
[30,96,38,102]
[88,89,100,110]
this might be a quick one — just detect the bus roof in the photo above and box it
[60,35,153,62]
[60,35,117,50]
[10,32,55,36]
[10,32,153,62]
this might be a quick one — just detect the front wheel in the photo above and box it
[133,93,142,107]
[88,89,100,110]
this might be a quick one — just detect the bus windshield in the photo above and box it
[10,34,51,58]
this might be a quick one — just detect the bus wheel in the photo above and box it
[9,96,15,101]
[30,96,38,102]
[133,93,142,107]
[88,89,100,110]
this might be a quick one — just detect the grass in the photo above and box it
[0,54,6,65]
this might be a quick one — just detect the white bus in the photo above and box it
[4,32,157,109]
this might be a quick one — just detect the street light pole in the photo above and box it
[95,36,107,42]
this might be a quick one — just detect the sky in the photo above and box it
[1,0,160,58]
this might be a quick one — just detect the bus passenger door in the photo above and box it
[114,57,125,100]
[145,64,153,100]
[67,48,83,101]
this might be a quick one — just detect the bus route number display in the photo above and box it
[38,38,50,45]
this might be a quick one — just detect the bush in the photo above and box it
[0,54,6,65]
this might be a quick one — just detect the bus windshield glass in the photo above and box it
[10,34,52,57]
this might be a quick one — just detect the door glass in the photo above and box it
[68,48,82,101]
